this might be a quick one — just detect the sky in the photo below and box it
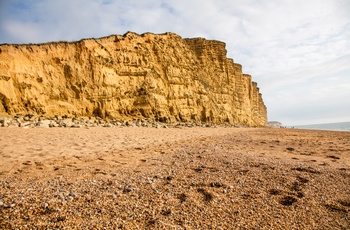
[0,0,349,126]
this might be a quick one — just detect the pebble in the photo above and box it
[68,191,76,197]
[123,187,133,193]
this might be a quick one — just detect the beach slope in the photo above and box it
[0,127,349,229]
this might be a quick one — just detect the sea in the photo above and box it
[292,121,350,132]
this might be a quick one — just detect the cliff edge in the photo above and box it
[0,32,267,126]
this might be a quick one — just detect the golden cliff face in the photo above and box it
[0,32,267,126]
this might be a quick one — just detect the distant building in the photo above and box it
[268,121,282,128]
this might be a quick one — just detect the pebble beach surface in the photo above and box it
[0,127,349,229]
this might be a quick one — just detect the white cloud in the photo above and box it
[0,0,349,125]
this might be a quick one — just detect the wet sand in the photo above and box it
[0,127,349,229]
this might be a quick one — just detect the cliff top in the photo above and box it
[0,31,225,47]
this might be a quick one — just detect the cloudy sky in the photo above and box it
[1,0,349,125]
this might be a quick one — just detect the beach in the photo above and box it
[0,127,349,229]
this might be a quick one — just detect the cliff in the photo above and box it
[0,32,267,126]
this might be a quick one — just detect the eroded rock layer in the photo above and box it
[0,32,267,126]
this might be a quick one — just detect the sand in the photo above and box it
[0,126,349,229]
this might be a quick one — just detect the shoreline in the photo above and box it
[1,127,349,228]
[290,121,350,132]
[293,127,350,132]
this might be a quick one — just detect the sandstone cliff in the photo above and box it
[0,32,267,126]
